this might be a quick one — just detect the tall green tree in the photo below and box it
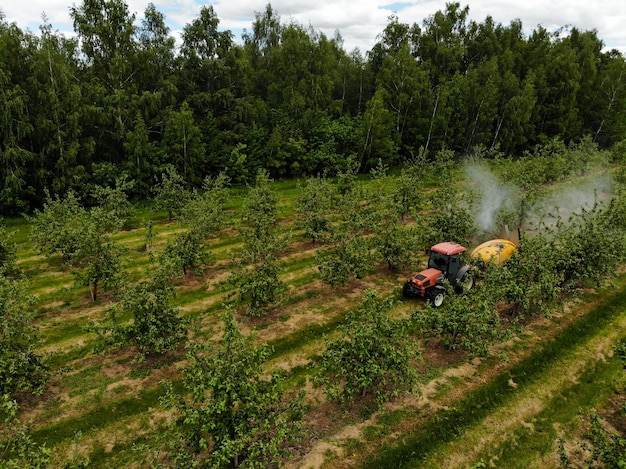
[31,21,85,199]
[71,0,139,164]
[0,20,36,214]
[372,15,428,154]
[162,102,206,184]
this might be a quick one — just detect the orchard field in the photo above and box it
[4,140,626,468]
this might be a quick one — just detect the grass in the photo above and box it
[32,380,185,448]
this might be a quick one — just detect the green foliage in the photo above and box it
[368,163,421,272]
[153,166,191,221]
[0,223,17,275]
[160,229,211,276]
[0,276,48,397]
[230,252,286,318]
[316,230,376,289]
[374,222,419,272]
[29,190,88,260]
[584,414,626,467]
[180,173,229,237]
[414,281,511,357]
[161,309,304,468]
[295,175,335,244]
[0,395,50,469]
[424,186,477,248]
[556,198,626,289]
[89,274,186,357]
[482,234,564,317]
[238,171,282,250]
[90,178,134,231]
[229,171,288,316]
[315,289,421,408]
[29,189,127,300]
[559,413,626,469]
[392,159,428,220]
[163,103,206,185]
[71,237,122,302]
[0,3,626,214]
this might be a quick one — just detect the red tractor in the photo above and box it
[403,241,474,307]
[403,239,518,307]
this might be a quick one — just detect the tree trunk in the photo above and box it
[90,281,98,302]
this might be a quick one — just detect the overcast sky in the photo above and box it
[2,0,625,56]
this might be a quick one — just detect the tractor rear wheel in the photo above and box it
[459,273,474,292]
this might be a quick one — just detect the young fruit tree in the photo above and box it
[316,229,376,288]
[72,233,122,302]
[29,190,88,261]
[413,280,512,357]
[1,394,50,469]
[30,189,127,301]
[180,172,230,237]
[161,309,304,468]
[228,171,287,316]
[315,289,421,408]
[0,276,49,397]
[295,175,335,244]
[159,229,211,277]
[89,272,187,357]
[153,165,191,221]
[0,222,17,274]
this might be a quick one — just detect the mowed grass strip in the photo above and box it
[32,380,185,448]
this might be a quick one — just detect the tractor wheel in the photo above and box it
[459,273,474,292]
[403,281,412,297]
[429,290,445,308]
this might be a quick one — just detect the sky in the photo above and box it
[1,0,625,56]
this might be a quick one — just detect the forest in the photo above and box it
[1,1,626,215]
[4,1,626,468]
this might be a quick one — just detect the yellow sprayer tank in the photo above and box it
[470,239,517,267]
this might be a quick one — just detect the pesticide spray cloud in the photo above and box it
[465,162,614,237]
[465,163,519,234]
[531,174,614,226]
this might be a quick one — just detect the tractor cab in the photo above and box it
[427,242,466,278]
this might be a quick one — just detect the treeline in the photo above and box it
[1,1,626,214]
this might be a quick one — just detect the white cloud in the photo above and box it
[1,0,625,54]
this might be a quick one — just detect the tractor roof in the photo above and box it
[431,242,466,256]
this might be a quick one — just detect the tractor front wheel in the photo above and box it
[428,289,445,308]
